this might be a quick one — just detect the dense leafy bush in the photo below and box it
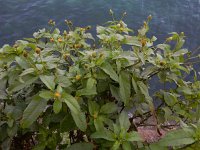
[1,12,200,149]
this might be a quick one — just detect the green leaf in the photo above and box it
[86,78,96,89]
[122,142,132,150]
[7,124,18,138]
[56,76,72,88]
[19,68,35,77]
[24,38,37,43]
[53,100,62,114]
[172,49,188,57]
[119,71,130,105]
[132,77,138,93]
[66,142,94,150]
[76,78,97,96]
[21,95,47,128]
[100,102,117,114]
[137,81,149,97]
[96,26,106,34]
[94,117,104,131]
[91,129,115,141]
[111,141,120,150]
[60,114,76,132]
[157,128,195,146]
[125,131,142,142]
[15,56,29,69]
[71,111,87,131]
[177,86,193,95]
[101,62,119,82]
[4,105,23,120]
[110,85,121,101]
[39,90,53,100]
[141,66,158,79]
[124,35,141,47]
[88,101,100,115]
[76,87,97,96]
[7,119,14,127]
[137,81,154,110]
[163,92,178,106]
[148,144,168,150]
[1,137,11,150]
[10,76,38,92]
[162,107,173,120]
[157,44,170,51]
[62,93,80,114]
[119,111,130,131]
[39,75,55,90]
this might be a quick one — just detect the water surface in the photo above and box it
[0,0,200,50]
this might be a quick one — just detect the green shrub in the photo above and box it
[1,12,200,149]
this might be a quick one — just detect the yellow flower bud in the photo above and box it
[35,47,41,54]
[50,38,54,42]
[54,92,61,98]
[75,75,81,80]
[23,51,28,57]
[58,38,63,43]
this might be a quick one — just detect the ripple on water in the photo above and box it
[0,0,200,50]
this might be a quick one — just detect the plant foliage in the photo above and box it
[1,12,200,149]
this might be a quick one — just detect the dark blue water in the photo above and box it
[1,0,200,50]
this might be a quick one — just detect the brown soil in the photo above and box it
[133,117,179,143]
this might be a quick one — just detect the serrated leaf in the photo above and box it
[15,56,29,69]
[177,86,193,95]
[124,35,141,47]
[39,75,55,90]
[162,107,173,120]
[94,117,104,131]
[62,93,80,114]
[86,78,96,89]
[91,129,115,141]
[100,102,117,114]
[163,92,177,106]
[53,100,62,114]
[88,101,100,115]
[132,77,138,93]
[10,76,38,92]
[172,49,188,57]
[71,111,87,132]
[56,76,72,88]
[76,78,97,96]
[21,95,47,128]
[137,81,154,110]
[19,68,35,77]
[101,62,118,82]
[141,66,158,79]
[76,87,97,96]
[60,114,76,132]
[122,142,132,150]
[39,90,53,100]
[137,81,149,97]
[126,131,142,142]
[157,128,195,146]
[119,71,130,105]
[7,124,18,138]
[148,144,168,150]
[119,111,130,131]
[112,141,120,150]
[110,84,121,101]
